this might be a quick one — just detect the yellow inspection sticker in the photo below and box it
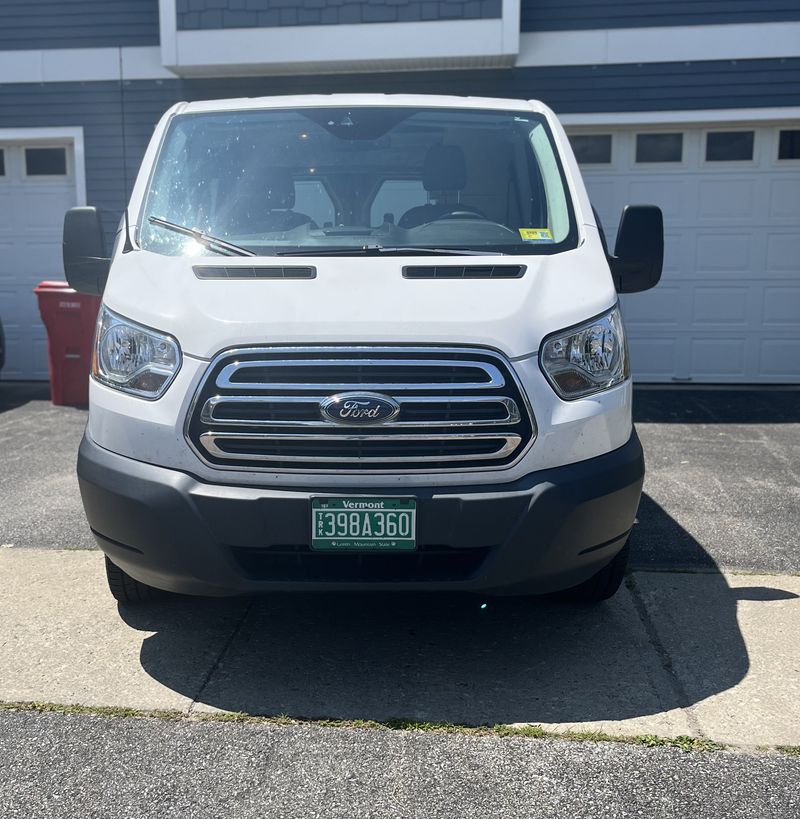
[519,228,554,242]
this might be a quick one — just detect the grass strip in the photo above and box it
[0,700,726,752]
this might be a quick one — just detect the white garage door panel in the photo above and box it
[0,142,76,380]
[574,124,800,383]
[764,286,800,325]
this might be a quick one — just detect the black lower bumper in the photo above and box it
[77,432,644,596]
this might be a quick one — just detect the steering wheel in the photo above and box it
[430,210,487,221]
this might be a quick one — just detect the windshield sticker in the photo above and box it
[519,228,554,243]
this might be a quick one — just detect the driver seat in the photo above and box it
[398,144,483,229]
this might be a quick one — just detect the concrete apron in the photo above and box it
[1,550,798,749]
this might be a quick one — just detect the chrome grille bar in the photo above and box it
[216,358,505,391]
[201,395,521,428]
[199,432,522,463]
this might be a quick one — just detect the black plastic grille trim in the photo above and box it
[403,265,525,279]
[193,265,316,279]
[231,544,490,582]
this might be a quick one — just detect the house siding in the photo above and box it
[521,0,800,32]
[176,0,502,30]
[1,57,797,242]
[0,0,160,50]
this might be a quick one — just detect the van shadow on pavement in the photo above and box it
[119,496,797,726]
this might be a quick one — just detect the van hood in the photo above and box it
[103,228,615,360]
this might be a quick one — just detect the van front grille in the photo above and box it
[187,346,535,473]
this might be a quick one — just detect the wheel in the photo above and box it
[561,538,630,603]
[104,556,159,604]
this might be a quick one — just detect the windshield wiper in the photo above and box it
[148,216,255,257]
[276,245,504,257]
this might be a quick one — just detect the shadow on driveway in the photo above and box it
[633,387,800,424]
[0,381,51,413]
[118,496,797,726]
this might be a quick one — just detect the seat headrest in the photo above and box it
[423,144,467,192]
[262,167,295,210]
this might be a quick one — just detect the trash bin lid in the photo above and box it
[34,281,75,293]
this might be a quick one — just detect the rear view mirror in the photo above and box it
[63,206,110,295]
[609,205,663,294]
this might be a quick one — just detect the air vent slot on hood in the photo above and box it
[193,265,316,280]
[403,265,525,280]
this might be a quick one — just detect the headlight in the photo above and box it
[540,306,629,399]
[92,306,181,399]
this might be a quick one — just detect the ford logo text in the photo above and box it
[320,393,400,425]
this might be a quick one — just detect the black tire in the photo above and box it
[104,556,159,604]
[561,538,630,603]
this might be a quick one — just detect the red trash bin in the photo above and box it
[34,281,101,407]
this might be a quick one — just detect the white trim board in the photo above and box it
[0,17,798,84]
[158,0,519,76]
[0,127,86,206]
[0,46,175,84]
[170,18,517,76]
[560,108,800,127]
[518,21,800,67]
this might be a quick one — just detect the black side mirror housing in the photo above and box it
[609,205,663,294]
[63,206,110,295]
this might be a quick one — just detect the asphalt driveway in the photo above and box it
[2,381,798,573]
[2,381,799,818]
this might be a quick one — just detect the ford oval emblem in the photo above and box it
[320,392,400,426]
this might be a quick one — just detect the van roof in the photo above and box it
[175,93,549,116]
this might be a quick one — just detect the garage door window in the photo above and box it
[705,131,754,162]
[569,134,612,165]
[24,146,68,177]
[778,130,800,160]
[635,133,683,163]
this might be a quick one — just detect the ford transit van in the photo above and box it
[64,94,662,604]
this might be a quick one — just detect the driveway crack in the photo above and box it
[187,597,254,716]
[626,574,706,738]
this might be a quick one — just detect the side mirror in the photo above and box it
[609,205,663,294]
[63,206,110,295]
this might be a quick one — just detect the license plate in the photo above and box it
[311,498,416,551]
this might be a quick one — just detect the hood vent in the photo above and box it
[194,265,316,280]
[403,265,525,280]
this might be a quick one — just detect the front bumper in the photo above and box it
[77,431,644,596]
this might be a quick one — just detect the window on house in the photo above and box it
[635,133,683,163]
[778,129,800,160]
[706,131,754,161]
[0,149,5,176]
[569,134,612,165]
[25,147,67,176]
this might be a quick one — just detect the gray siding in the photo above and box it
[1,58,797,245]
[176,0,501,30]
[0,0,160,50]
[521,0,800,31]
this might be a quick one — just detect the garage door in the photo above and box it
[569,124,800,384]
[0,142,77,380]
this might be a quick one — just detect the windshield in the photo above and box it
[138,106,578,257]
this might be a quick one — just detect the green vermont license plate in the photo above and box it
[311,498,416,551]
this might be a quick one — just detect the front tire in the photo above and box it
[562,538,630,603]
[104,556,159,604]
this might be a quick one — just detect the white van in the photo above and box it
[63,94,662,605]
